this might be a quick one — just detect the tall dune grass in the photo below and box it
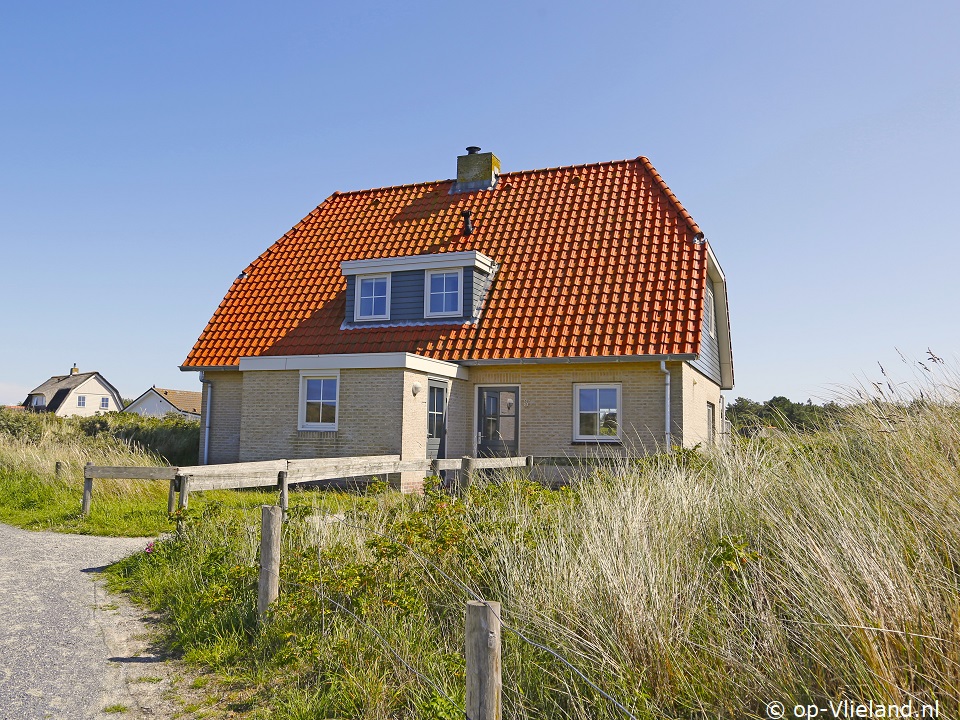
[108,367,960,718]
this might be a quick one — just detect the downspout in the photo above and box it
[199,371,212,465]
[660,361,672,452]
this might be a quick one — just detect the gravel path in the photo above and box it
[0,523,172,720]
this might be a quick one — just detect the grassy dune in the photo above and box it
[104,374,960,718]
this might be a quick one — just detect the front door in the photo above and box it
[427,380,448,460]
[476,386,519,457]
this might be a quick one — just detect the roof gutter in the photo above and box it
[458,353,697,367]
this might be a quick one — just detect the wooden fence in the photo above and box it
[81,454,533,516]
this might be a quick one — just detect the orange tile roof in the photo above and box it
[183,156,711,368]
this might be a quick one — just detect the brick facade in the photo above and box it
[200,371,242,464]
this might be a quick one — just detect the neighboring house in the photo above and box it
[125,386,202,420]
[181,148,734,487]
[23,365,124,417]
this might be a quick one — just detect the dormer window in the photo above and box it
[355,274,390,321]
[425,268,462,318]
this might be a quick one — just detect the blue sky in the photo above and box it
[2,1,958,405]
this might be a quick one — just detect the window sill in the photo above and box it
[571,440,623,446]
[298,426,337,434]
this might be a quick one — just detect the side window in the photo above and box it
[706,402,716,444]
[77,395,86,407]
[100,397,110,410]
[425,268,462,318]
[299,375,339,431]
[355,275,390,321]
[573,384,621,441]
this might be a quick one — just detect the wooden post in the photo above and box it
[525,455,534,475]
[55,461,64,480]
[168,475,180,515]
[465,600,502,720]
[81,462,93,516]
[258,505,283,619]
[458,456,475,497]
[178,474,191,511]
[278,470,289,520]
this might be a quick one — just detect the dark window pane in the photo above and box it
[600,411,618,436]
[579,412,598,437]
[431,274,444,293]
[599,388,617,411]
[320,402,336,424]
[321,379,337,401]
[306,380,324,401]
[444,293,459,313]
[445,274,458,292]
[579,388,598,412]
[430,293,443,313]
[305,402,322,423]
[360,297,374,317]
[373,296,386,316]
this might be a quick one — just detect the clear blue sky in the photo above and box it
[2,1,958,405]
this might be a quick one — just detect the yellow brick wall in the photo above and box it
[679,364,723,448]
[464,361,686,457]
[238,369,405,462]
[200,371,243,464]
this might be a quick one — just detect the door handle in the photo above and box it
[477,432,482,446]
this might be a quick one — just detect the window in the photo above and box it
[428,385,446,439]
[425,268,462,318]
[706,402,716,445]
[573,384,621,441]
[100,397,110,410]
[705,281,716,338]
[299,374,339,430]
[355,274,390,321]
[77,395,86,408]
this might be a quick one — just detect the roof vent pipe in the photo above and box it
[461,210,474,236]
[70,363,79,375]
[466,146,481,154]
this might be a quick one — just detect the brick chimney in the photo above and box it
[451,146,500,194]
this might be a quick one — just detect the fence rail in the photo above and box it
[81,453,533,516]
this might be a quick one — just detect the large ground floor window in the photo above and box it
[299,372,339,431]
[573,383,621,441]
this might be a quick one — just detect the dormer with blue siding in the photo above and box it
[340,250,498,329]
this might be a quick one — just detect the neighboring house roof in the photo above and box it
[24,372,123,413]
[126,387,202,415]
[183,156,730,378]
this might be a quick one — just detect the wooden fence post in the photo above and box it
[178,474,191,511]
[81,462,93,516]
[458,456,475,497]
[258,505,283,619]
[278,470,289,520]
[465,600,502,720]
[55,461,64,480]
[525,455,534,475]
[168,475,180,515]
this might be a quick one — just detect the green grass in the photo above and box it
[103,381,960,719]
[102,704,128,713]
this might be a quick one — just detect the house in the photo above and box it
[125,386,202,420]
[23,365,124,417]
[181,149,733,488]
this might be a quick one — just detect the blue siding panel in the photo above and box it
[690,283,722,384]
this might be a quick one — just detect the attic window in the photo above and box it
[355,274,390,321]
[424,268,462,318]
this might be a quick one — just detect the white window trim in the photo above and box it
[572,383,622,442]
[354,273,391,322]
[77,395,86,407]
[298,370,340,431]
[100,397,110,409]
[424,267,464,319]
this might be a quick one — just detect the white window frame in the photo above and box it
[77,395,86,408]
[298,371,340,431]
[572,383,622,442]
[354,274,391,322]
[100,397,110,410]
[424,267,464,318]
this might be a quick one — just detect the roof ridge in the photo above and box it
[323,156,646,198]
[636,156,702,237]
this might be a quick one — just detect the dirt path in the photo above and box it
[0,523,199,719]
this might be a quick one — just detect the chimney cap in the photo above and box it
[465,146,481,155]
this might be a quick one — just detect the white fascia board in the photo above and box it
[239,352,469,380]
[341,250,495,276]
[705,242,735,390]
[458,353,697,366]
